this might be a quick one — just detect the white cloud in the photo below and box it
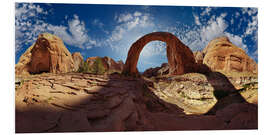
[200,7,212,16]
[109,12,153,42]
[140,41,166,57]
[242,7,257,16]
[15,3,48,53]
[105,11,161,60]
[169,13,248,53]
[47,15,97,49]
[117,13,133,23]
[68,15,91,47]
[15,3,97,53]
[92,19,104,28]
[224,32,247,51]
[193,15,201,25]
[240,8,258,43]
[109,26,125,42]
[235,12,240,18]
[134,11,142,17]
[200,14,228,42]
[244,14,258,37]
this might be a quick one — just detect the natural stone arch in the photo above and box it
[123,32,197,77]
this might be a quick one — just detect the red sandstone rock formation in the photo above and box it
[15,33,75,75]
[123,32,197,76]
[86,56,124,72]
[103,56,124,72]
[72,52,84,72]
[203,37,257,74]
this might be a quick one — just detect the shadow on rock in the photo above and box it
[15,73,187,133]
[200,64,258,129]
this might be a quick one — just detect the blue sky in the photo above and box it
[15,3,258,72]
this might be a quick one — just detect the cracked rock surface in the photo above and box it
[15,72,257,133]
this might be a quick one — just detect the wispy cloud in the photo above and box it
[92,19,104,28]
[109,11,153,42]
[169,11,248,53]
[105,11,166,59]
[15,3,97,53]
[193,15,201,25]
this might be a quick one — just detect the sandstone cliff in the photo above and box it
[202,37,257,74]
[15,33,75,75]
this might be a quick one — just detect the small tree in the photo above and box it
[77,61,91,73]
[90,57,106,74]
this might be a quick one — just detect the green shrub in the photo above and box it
[90,57,106,74]
[77,58,106,74]
[77,61,91,73]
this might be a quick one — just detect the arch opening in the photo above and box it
[137,41,168,73]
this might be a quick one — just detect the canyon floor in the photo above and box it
[15,72,258,133]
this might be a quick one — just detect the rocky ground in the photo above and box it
[15,72,258,133]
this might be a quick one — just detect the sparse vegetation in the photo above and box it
[77,58,106,74]
[239,82,258,92]
[91,57,106,75]
[77,61,91,73]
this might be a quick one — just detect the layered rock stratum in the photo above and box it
[15,33,75,75]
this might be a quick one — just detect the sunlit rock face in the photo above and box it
[203,37,257,74]
[72,52,84,72]
[15,33,75,75]
[123,32,197,77]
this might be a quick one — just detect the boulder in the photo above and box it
[72,52,84,72]
[202,37,257,74]
[143,63,169,78]
[193,51,204,64]
[15,33,75,75]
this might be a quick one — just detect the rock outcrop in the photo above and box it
[193,51,204,64]
[72,52,84,72]
[15,33,75,75]
[123,32,197,77]
[86,56,124,73]
[202,37,257,74]
[143,63,169,78]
